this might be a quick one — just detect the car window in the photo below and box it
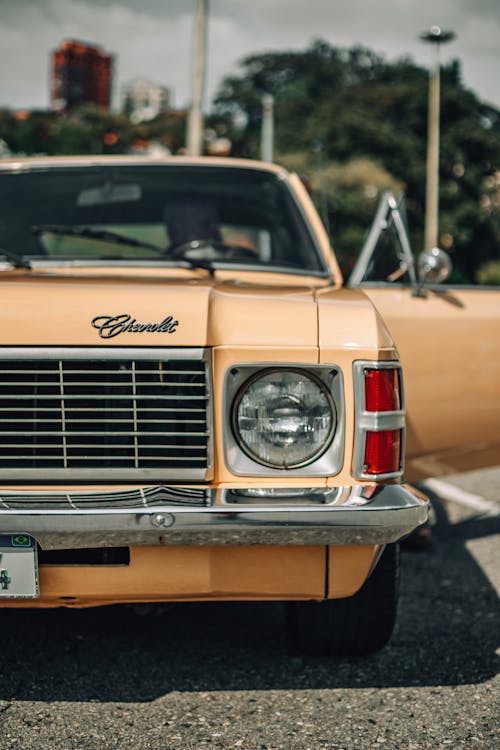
[39,223,168,258]
[350,191,500,288]
[0,165,327,274]
[358,220,413,284]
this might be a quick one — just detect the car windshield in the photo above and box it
[0,164,327,275]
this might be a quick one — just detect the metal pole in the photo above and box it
[187,0,207,156]
[424,44,440,250]
[420,26,455,251]
[260,94,274,162]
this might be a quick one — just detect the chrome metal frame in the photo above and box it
[0,347,206,361]
[352,360,405,481]
[223,364,345,477]
[0,486,210,510]
[348,191,418,290]
[0,347,213,482]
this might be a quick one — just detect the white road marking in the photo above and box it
[420,478,500,596]
[466,537,500,596]
[420,478,500,517]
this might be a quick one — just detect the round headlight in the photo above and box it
[232,369,335,468]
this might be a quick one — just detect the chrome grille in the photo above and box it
[0,348,211,480]
[0,486,209,510]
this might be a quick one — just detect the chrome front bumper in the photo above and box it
[0,484,428,550]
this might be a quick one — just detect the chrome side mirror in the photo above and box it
[417,247,452,285]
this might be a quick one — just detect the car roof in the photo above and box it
[0,154,290,177]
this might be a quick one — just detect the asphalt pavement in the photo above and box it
[0,468,499,750]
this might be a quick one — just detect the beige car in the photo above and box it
[0,156,498,656]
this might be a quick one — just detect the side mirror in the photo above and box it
[417,247,452,285]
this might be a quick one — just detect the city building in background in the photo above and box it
[121,79,171,123]
[51,40,113,112]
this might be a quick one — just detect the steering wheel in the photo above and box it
[168,239,258,262]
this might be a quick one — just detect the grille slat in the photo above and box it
[2,394,208,400]
[0,443,206,450]
[0,407,207,413]
[0,455,206,462]
[0,382,206,388]
[0,368,206,377]
[0,430,209,436]
[0,419,206,425]
[0,353,210,478]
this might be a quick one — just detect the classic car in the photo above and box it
[0,155,498,656]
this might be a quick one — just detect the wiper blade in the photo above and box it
[32,225,164,253]
[168,239,258,262]
[167,238,263,277]
[0,248,31,269]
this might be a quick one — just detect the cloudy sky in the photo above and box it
[0,0,499,112]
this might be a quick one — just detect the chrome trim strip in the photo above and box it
[0,469,209,481]
[13,259,331,278]
[0,486,210,509]
[0,484,428,549]
[0,348,206,361]
[357,413,406,431]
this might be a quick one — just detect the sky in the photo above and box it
[0,0,499,112]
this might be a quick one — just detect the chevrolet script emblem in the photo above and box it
[91,314,179,339]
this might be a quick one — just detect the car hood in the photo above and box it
[0,271,393,352]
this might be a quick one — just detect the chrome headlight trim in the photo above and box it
[224,364,345,477]
[232,368,335,469]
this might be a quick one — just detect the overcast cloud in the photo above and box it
[0,0,499,111]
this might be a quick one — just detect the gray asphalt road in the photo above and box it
[1,469,499,750]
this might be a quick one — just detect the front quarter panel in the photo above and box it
[317,287,399,488]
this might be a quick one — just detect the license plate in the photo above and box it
[0,534,39,598]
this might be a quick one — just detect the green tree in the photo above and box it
[214,41,500,281]
[0,106,187,157]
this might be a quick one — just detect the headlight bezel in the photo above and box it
[232,367,336,469]
[224,364,345,477]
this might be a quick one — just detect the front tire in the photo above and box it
[286,543,400,657]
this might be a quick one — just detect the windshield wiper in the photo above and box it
[0,248,31,269]
[32,225,164,253]
[166,239,264,277]
[169,239,258,262]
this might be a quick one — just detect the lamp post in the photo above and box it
[187,0,208,156]
[420,26,455,251]
[260,94,274,162]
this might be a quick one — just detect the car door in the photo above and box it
[349,192,500,481]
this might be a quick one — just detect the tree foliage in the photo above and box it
[0,40,498,282]
[0,106,187,158]
[214,40,500,281]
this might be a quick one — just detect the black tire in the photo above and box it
[286,543,400,657]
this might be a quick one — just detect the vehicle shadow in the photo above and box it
[0,493,498,702]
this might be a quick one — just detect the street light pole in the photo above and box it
[260,94,274,162]
[187,0,208,156]
[420,26,455,251]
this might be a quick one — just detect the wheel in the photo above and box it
[286,543,400,657]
